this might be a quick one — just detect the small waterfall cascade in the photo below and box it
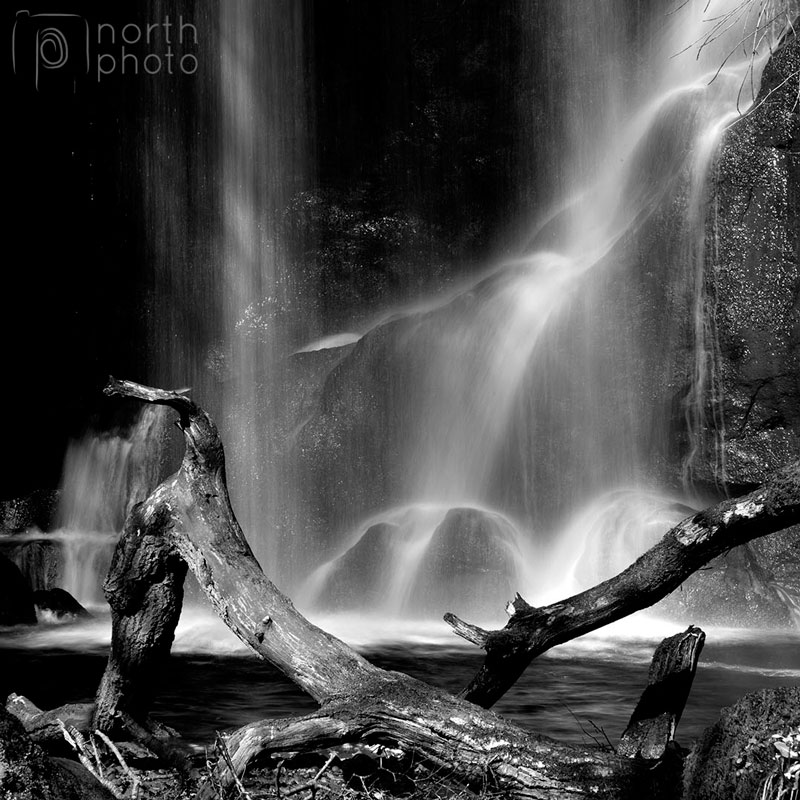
[217,0,307,581]
[299,504,532,622]
[143,0,308,582]
[304,0,793,622]
[51,406,167,606]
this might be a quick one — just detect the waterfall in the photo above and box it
[46,0,792,624]
[21,406,168,607]
[217,0,307,580]
[303,0,792,620]
[142,0,308,581]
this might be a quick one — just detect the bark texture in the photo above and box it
[93,487,187,735]
[203,674,681,800]
[5,694,93,747]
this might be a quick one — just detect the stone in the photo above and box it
[411,507,519,617]
[658,540,797,628]
[32,588,92,620]
[684,687,800,800]
[701,32,800,489]
[0,705,115,800]
[313,522,400,609]
[0,490,59,534]
[1,539,62,593]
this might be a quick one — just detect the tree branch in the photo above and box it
[452,462,799,708]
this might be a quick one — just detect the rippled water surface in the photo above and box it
[1,612,797,749]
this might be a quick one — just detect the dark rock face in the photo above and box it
[684,686,800,800]
[701,33,799,489]
[278,32,798,627]
[1,539,62,593]
[0,490,59,534]
[0,490,63,599]
[292,315,437,551]
[33,588,92,620]
[0,554,36,626]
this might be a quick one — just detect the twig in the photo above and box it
[57,720,126,799]
[95,730,142,799]
[215,730,254,800]
[283,753,337,797]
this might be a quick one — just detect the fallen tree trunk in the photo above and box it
[5,694,94,747]
[446,462,799,707]
[87,379,798,799]
[203,675,678,800]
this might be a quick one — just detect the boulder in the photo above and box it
[684,687,800,800]
[292,316,433,549]
[410,507,519,617]
[0,705,114,800]
[32,588,92,620]
[658,541,796,628]
[0,539,62,593]
[309,522,400,609]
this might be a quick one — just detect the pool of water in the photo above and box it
[1,611,797,749]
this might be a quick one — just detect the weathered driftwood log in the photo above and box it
[95,379,798,799]
[6,694,94,746]
[618,625,705,759]
[200,672,690,800]
[446,461,799,707]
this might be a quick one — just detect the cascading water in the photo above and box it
[46,0,795,629]
[142,0,308,583]
[302,0,796,623]
[6,407,166,607]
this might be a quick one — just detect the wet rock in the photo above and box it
[750,525,800,618]
[411,507,519,617]
[699,32,800,489]
[0,705,114,800]
[0,489,63,598]
[684,686,800,800]
[0,553,36,626]
[32,588,92,620]
[292,316,432,548]
[659,541,795,628]
[315,522,400,609]
[1,539,62,592]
